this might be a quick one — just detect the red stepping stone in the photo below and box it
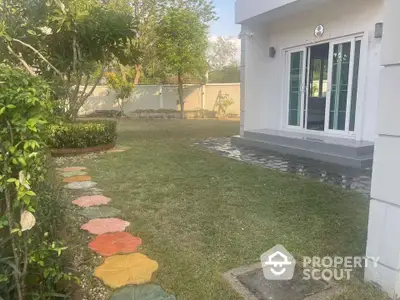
[81,218,130,235]
[62,166,87,172]
[63,175,92,183]
[72,195,111,207]
[89,232,142,256]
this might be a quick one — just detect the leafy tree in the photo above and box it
[208,63,240,83]
[165,0,217,24]
[105,71,135,116]
[106,0,217,85]
[0,0,138,120]
[207,37,238,72]
[156,8,208,118]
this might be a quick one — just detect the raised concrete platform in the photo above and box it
[231,129,374,168]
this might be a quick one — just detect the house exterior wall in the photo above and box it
[241,0,383,142]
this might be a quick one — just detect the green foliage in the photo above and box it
[156,8,208,116]
[156,8,208,81]
[105,72,135,115]
[0,65,73,299]
[0,64,52,193]
[207,37,238,72]
[104,0,217,85]
[47,120,117,149]
[214,91,234,116]
[208,64,240,83]
[0,0,139,120]
[165,0,218,24]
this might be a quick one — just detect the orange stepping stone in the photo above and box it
[63,175,92,183]
[89,232,142,256]
[81,218,130,235]
[61,166,87,172]
[72,195,111,207]
[94,253,158,288]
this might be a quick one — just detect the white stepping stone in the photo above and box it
[65,181,97,190]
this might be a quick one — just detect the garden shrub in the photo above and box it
[47,119,117,149]
[0,65,74,299]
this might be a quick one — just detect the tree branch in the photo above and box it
[80,55,108,104]
[12,38,64,79]
[69,70,84,116]
[72,35,77,76]
[81,74,91,97]
[7,46,36,76]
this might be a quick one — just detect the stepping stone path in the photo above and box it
[78,206,122,219]
[81,218,130,235]
[63,175,92,183]
[62,170,88,177]
[65,181,97,190]
[89,232,142,256]
[110,284,176,300]
[95,253,158,288]
[61,166,87,172]
[73,195,112,207]
[60,163,174,299]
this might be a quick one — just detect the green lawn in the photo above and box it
[65,119,388,300]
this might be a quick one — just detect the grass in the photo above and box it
[64,119,389,300]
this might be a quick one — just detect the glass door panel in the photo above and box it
[288,51,304,127]
[329,42,351,131]
[349,40,361,132]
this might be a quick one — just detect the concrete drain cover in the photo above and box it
[224,263,339,300]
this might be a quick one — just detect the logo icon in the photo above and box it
[314,24,324,38]
[261,245,296,280]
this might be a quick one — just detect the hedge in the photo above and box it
[47,119,117,149]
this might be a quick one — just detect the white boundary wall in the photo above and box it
[79,83,240,116]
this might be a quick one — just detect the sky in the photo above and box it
[210,0,241,38]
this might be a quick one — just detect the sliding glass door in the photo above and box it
[286,37,361,136]
[326,38,361,134]
[287,49,306,127]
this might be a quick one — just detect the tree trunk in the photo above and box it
[119,64,127,81]
[178,72,184,119]
[134,64,142,85]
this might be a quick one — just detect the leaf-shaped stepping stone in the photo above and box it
[65,181,97,190]
[94,253,158,288]
[63,175,92,183]
[89,232,142,256]
[62,171,88,177]
[61,166,87,172]
[79,206,122,219]
[81,218,130,235]
[110,284,176,300]
[72,195,111,207]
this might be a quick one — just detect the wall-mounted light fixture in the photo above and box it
[269,47,276,58]
[375,22,383,39]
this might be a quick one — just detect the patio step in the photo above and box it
[232,130,374,168]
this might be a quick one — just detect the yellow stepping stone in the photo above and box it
[94,253,158,289]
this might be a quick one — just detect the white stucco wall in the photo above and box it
[242,0,383,142]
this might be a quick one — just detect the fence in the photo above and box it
[78,83,240,117]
